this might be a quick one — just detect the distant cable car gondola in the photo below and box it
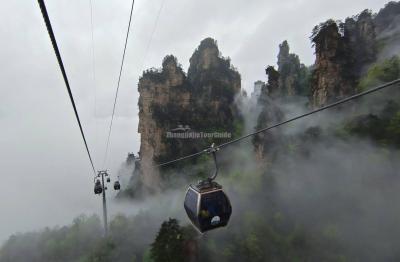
[114,181,121,190]
[94,179,103,195]
[184,145,232,233]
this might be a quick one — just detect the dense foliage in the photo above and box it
[358,56,400,91]
[150,219,185,262]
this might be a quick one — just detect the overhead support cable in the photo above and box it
[37,0,96,175]
[89,0,98,133]
[139,0,166,71]
[102,0,135,169]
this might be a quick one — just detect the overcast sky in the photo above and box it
[0,0,389,242]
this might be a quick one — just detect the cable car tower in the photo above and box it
[94,170,109,236]
[94,170,121,236]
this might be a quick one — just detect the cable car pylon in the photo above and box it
[94,170,121,237]
[95,170,109,236]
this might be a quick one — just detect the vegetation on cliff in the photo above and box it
[359,56,400,91]
[137,38,244,181]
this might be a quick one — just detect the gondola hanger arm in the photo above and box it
[206,143,220,181]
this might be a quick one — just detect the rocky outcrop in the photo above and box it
[374,2,400,60]
[265,66,280,98]
[138,55,191,190]
[264,41,310,98]
[277,41,304,96]
[137,38,241,188]
[310,20,356,107]
[374,1,400,35]
[253,3,398,159]
[254,42,309,160]
[310,10,382,107]
[344,10,377,76]
[188,38,241,131]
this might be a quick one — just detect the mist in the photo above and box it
[185,83,400,261]
[0,0,396,260]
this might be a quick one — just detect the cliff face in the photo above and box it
[255,13,378,158]
[374,2,400,60]
[137,38,241,187]
[253,41,310,162]
[138,56,191,190]
[265,66,280,98]
[310,10,384,108]
[277,41,306,96]
[374,1,400,36]
[264,41,310,98]
[254,42,308,160]
[253,3,400,161]
[188,38,241,131]
[344,10,377,75]
[310,21,356,107]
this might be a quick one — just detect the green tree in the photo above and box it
[358,56,400,91]
[150,219,185,262]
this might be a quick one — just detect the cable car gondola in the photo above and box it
[184,145,232,233]
[184,180,231,233]
[94,179,102,195]
[114,181,121,190]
